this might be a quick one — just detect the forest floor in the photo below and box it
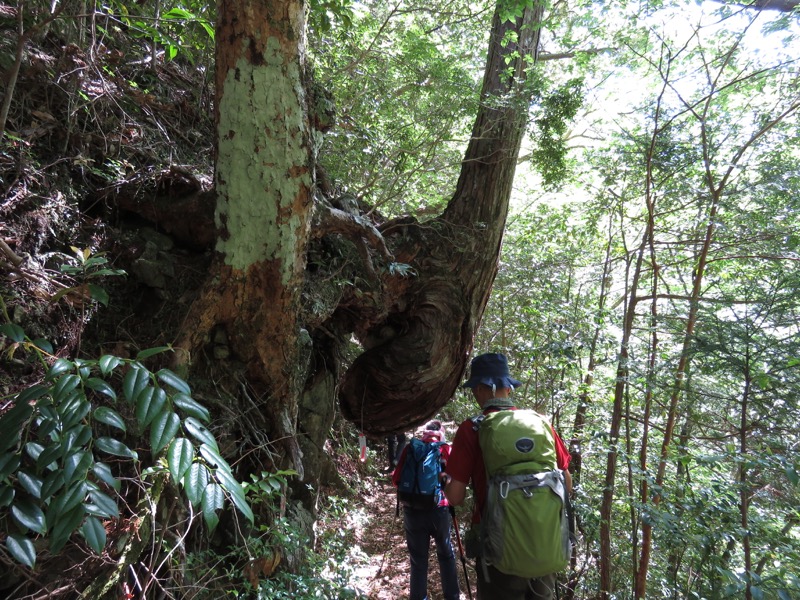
[344,465,477,600]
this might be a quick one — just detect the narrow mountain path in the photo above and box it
[347,472,476,599]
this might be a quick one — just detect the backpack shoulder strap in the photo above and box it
[470,414,484,431]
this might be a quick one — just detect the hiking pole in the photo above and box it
[449,505,473,600]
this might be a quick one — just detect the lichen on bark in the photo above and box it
[215,37,311,281]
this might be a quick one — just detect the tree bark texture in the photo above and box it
[338,3,545,435]
[176,0,312,475]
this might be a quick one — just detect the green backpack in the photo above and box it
[476,408,571,579]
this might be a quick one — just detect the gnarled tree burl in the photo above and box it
[174,0,545,486]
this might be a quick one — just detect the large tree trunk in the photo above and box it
[338,2,546,435]
[175,0,312,475]
[176,0,546,488]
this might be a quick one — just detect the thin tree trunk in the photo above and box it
[631,15,800,588]
[739,359,753,600]
[599,214,648,598]
[567,215,614,600]
[633,150,663,599]
[572,213,613,437]
[668,415,692,598]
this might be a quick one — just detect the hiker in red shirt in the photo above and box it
[444,353,573,600]
[392,420,460,600]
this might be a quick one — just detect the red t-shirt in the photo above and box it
[447,408,571,524]
[392,442,452,507]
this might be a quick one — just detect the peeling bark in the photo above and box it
[175,0,312,476]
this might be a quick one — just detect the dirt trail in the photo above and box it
[349,473,476,600]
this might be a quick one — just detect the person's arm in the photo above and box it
[563,466,573,495]
[391,445,409,487]
[444,476,467,506]
[442,425,472,506]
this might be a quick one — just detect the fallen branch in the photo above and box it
[0,239,23,267]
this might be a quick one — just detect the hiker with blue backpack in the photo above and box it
[386,431,409,472]
[392,420,461,600]
[444,353,573,600]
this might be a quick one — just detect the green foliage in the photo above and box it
[181,495,365,599]
[51,247,126,307]
[0,332,252,569]
[477,203,609,414]
[308,0,355,34]
[244,469,298,509]
[100,0,215,64]
[498,0,534,24]
[528,78,584,187]
[312,0,489,215]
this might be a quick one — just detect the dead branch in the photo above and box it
[311,199,394,273]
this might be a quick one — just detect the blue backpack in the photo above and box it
[397,438,446,510]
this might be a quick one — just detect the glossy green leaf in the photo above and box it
[36,416,58,442]
[86,488,119,519]
[0,400,34,450]
[46,358,73,379]
[18,471,43,499]
[41,470,65,499]
[150,410,180,455]
[6,534,36,568]
[183,462,209,506]
[73,424,93,448]
[0,452,21,479]
[214,467,253,524]
[198,443,230,470]
[11,499,47,534]
[37,400,56,421]
[156,369,191,394]
[0,322,25,342]
[59,395,91,431]
[48,481,87,523]
[62,424,92,457]
[49,504,85,553]
[75,360,91,380]
[85,378,116,399]
[17,384,49,403]
[135,386,167,429]
[24,441,44,461]
[31,338,54,354]
[136,346,171,360]
[51,374,80,401]
[36,443,61,471]
[81,516,107,554]
[167,438,194,483]
[93,406,126,432]
[201,482,225,531]
[92,462,120,492]
[0,484,15,507]
[122,367,150,404]
[98,355,122,376]
[184,417,218,451]
[95,437,138,460]
[63,450,92,486]
[87,283,109,306]
[172,393,210,423]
